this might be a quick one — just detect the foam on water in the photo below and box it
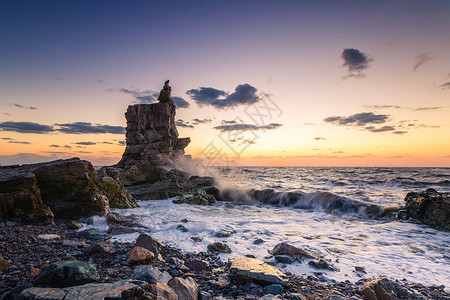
[110,198,450,287]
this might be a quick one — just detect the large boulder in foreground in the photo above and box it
[0,168,53,224]
[228,257,287,286]
[33,261,100,288]
[404,188,450,231]
[361,278,426,300]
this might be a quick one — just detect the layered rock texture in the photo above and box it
[0,158,136,223]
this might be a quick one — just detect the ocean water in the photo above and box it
[88,167,450,287]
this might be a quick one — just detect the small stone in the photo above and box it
[355,266,366,273]
[37,234,61,240]
[106,211,126,225]
[185,258,208,272]
[308,258,335,270]
[286,293,307,300]
[199,290,212,300]
[254,238,265,244]
[176,224,188,232]
[78,228,111,241]
[131,265,172,284]
[134,233,164,254]
[270,242,314,259]
[68,221,83,230]
[264,284,284,295]
[62,240,87,248]
[275,255,294,264]
[0,254,10,274]
[191,236,202,243]
[181,218,189,223]
[86,243,114,259]
[215,228,234,237]
[325,290,347,300]
[207,242,232,253]
[126,246,154,265]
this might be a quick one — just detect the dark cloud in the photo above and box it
[192,118,212,125]
[55,122,125,134]
[187,84,261,108]
[222,120,237,125]
[314,137,326,141]
[0,121,55,134]
[73,142,97,145]
[118,141,126,146]
[175,119,194,128]
[115,88,190,108]
[441,82,450,90]
[413,53,436,72]
[324,112,389,126]
[1,137,13,140]
[393,131,408,135]
[100,141,113,144]
[341,48,372,78]
[9,141,31,144]
[7,103,37,110]
[50,144,72,148]
[414,107,443,111]
[75,151,91,154]
[365,125,396,133]
[213,122,282,132]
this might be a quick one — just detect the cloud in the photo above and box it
[3,113,11,116]
[8,141,31,144]
[341,48,372,78]
[192,118,212,125]
[441,82,450,90]
[0,121,55,133]
[55,122,125,134]
[222,120,237,125]
[381,35,401,53]
[365,125,396,133]
[187,84,261,108]
[213,122,282,132]
[100,141,113,144]
[364,104,444,111]
[175,119,194,128]
[229,138,256,145]
[413,53,436,72]
[324,112,389,126]
[7,103,37,110]
[0,153,62,166]
[115,88,190,108]
[73,142,97,145]
[393,131,408,135]
[49,144,72,148]
[1,137,13,140]
[95,78,107,84]
[314,137,326,141]
[118,141,126,146]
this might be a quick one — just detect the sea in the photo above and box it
[85,167,450,287]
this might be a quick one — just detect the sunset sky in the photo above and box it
[1,1,449,167]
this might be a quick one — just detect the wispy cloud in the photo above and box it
[314,137,326,141]
[95,78,107,84]
[7,103,37,110]
[413,53,436,72]
[213,122,282,132]
[73,141,97,145]
[441,82,450,90]
[175,119,194,128]
[0,121,54,133]
[324,112,389,126]
[192,118,212,125]
[364,104,444,111]
[187,84,261,109]
[113,88,190,108]
[55,122,125,134]
[8,141,31,144]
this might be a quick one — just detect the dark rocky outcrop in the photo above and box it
[0,158,136,222]
[401,188,450,231]
[33,261,100,288]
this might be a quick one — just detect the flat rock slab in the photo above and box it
[19,280,145,300]
[37,234,61,240]
[228,257,287,286]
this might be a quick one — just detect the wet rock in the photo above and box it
[260,295,282,300]
[355,266,366,273]
[207,242,232,253]
[107,224,140,235]
[185,259,208,272]
[176,224,188,232]
[254,238,265,244]
[166,256,184,267]
[78,228,111,241]
[228,257,287,285]
[286,293,307,300]
[134,233,164,254]
[18,287,68,300]
[106,212,126,225]
[168,277,198,300]
[33,261,100,288]
[191,236,202,243]
[126,246,154,265]
[68,221,82,230]
[199,290,212,300]
[131,265,172,284]
[86,243,114,259]
[270,242,314,259]
[0,253,10,274]
[121,282,178,300]
[62,240,87,248]
[173,190,215,206]
[275,255,294,264]
[207,275,230,289]
[96,174,137,209]
[215,226,234,237]
[308,259,335,270]
[325,290,347,300]
[264,284,284,295]
[404,189,450,231]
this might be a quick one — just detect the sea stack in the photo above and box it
[117,80,190,168]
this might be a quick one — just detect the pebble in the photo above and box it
[37,234,60,240]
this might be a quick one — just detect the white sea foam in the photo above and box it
[109,198,450,287]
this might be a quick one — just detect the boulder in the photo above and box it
[131,265,172,284]
[33,261,100,288]
[173,190,215,205]
[228,257,287,286]
[185,259,209,272]
[0,169,53,224]
[96,175,137,209]
[404,188,450,231]
[263,284,284,295]
[270,242,314,259]
[207,242,232,253]
[121,282,178,300]
[361,278,426,300]
[134,233,164,254]
[78,228,111,241]
[168,277,198,300]
[308,259,335,270]
[126,246,155,265]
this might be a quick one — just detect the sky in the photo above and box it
[0,0,449,167]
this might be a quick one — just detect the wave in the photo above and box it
[219,188,399,217]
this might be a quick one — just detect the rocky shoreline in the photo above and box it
[1,217,449,300]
